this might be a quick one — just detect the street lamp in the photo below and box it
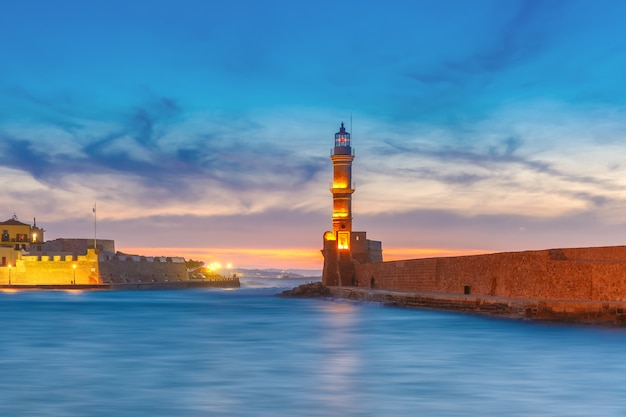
[72,264,77,285]
[8,264,11,286]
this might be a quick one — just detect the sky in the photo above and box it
[3,0,626,271]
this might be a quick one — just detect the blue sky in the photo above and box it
[3,0,626,269]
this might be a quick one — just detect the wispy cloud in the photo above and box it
[0,99,333,221]
[3,0,626,268]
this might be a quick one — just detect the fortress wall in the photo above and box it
[355,258,439,291]
[98,257,188,284]
[559,245,626,261]
[8,249,101,285]
[433,252,596,300]
[0,250,188,286]
[355,248,626,302]
[589,262,626,301]
[40,238,115,255]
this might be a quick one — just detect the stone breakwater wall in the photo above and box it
[98,254,188,284]
[354,246,626,302]
[331,287,626,325]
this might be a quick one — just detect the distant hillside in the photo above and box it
[233,268,321,279]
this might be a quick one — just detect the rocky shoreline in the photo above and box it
[278,282,331,297]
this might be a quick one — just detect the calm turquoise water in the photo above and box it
[1,278,626,416]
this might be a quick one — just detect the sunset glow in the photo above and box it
[121,247,325,271]
[3,1,626,270]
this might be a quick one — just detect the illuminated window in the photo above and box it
[338,232,349,250]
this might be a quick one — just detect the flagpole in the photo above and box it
[93,202,97,251]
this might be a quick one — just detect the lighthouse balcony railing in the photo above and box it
[330,148,355,156]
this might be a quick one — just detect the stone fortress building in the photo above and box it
[321,124,626,323]
[0,215,236,288]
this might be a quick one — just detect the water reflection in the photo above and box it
[0,290,626,416]
[317,301,362,413]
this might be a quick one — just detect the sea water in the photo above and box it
[1,278,626,417]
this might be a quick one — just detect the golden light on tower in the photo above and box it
[337,232,350,250]
[330,122,355,234]
[322,122,383,287]
[332,179,348,189]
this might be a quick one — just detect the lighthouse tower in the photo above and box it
[322,123,382,286]
[330,122,355,237]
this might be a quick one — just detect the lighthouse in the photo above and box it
[330,122,355,238]
[322,123,382,286]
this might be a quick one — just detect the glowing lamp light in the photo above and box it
[324,231,336,241]
[32,232,37,242]
[207,262,222,272]
[338,232,350,250]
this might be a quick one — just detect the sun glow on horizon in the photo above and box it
[119,245,494,270]
[120,246,325,270]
